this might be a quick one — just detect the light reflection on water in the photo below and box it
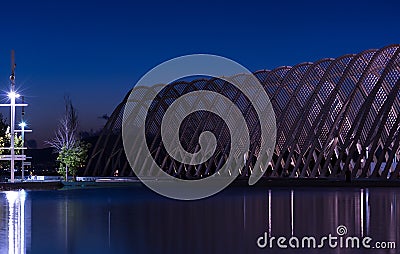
[0,187,398,253]
[0,190,30,254]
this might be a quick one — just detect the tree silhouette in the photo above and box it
[47,96,88,180]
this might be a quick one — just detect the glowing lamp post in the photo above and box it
[0,50,31,183]
[9,91,19,183]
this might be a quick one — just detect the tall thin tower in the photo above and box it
[10,50,16,182]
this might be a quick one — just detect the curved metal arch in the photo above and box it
[117,85,165,176]
[85,85,160,176]
[300,54,367,177]
[272,59,333,174]
[366,78,400,178]
[356,54,400,177]
[388,132,400,179]
[289,54,355,177]
[178,81,228,177]
[311,49,378,177]
[275,56,351,177]
[306,50,376,177]
[332,45,400,176]
[84,101,125,176]
[253,70,270,84]
[261,66,292,97]
[273,62,312,154]
[85,45,400,180]
[259,66,292,119]
[273,63,312,117]
[339,46,400,177]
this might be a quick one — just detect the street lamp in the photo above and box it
[9,90,18,182]
[19,121,26,180]
[0,51,31,183]
[8,91,20,99]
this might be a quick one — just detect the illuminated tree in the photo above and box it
[47,96,89,180]
[0,127,23,155]
[0,114,23,169]
[57,141,90,180]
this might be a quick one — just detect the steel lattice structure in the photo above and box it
[84,45,400,179]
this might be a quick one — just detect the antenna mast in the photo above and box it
[11,50,16,91]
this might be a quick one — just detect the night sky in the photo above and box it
[0,0,399,147]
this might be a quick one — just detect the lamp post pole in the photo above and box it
[21,96,25,180]
[10,50,16,183]
[21,126,25,180]
[10,92,16,182]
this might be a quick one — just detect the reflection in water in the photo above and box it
[291,189,294,236]
[0,190,31,254]
[360,189,364,237]
[366,188,370,235]
[268,189,271,237]
[0,187,399,253]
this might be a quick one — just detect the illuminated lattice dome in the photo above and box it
[84,45,400,179]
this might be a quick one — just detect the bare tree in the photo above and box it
[46,96,78,180]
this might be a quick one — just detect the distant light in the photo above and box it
[7,91,20,99]
[19,122,26,128]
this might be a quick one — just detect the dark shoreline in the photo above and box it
[1,177,400,191]
[0,181,63,191]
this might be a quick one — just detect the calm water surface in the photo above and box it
[0,186,399,254]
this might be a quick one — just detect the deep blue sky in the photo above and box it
[0,0,399,147]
